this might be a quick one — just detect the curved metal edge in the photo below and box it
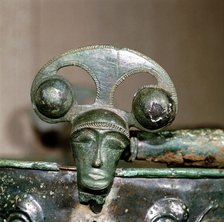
[1,160,224,178]
[31,45,177,131]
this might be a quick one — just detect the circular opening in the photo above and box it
[58,66,96,105]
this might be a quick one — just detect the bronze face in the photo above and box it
[71,128,128,192]
[30,46,178,209]
[71,109,129,199]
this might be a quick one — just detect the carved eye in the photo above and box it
[132,87,176,130]
[72,129,96,144]
[34,78,73,118]
[72,136,94,144]
[105,132,129,150]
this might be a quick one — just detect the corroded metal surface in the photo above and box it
[0,168,77,221]
[0,160,59,171]
[131,129,224,167]
[0,166,224,221]
[5,44,220,220]
[116,168,224,178]
[30,46,178,205]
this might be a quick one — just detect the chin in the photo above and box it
[80,176,112,194]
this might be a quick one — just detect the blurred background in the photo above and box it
[0,0,223,164]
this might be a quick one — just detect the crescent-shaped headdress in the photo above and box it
[31,45,177,134]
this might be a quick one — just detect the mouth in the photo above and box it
[80,169,111,191]
[88,169,107,180]
[88,173,105,180]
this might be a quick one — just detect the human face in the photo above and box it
[71,128,129,193]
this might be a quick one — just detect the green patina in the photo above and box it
[132,129,224,168]
[1,160,224,179]
[0,160,59,171]
[30,45,178,206]
[116,167,224,178]
[1,46,224,220]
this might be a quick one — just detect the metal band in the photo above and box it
[72,121,129,138]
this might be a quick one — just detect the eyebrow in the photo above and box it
[71,128,96,138]
[104,132,128,147]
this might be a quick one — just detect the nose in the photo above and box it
[92,147,103,168]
